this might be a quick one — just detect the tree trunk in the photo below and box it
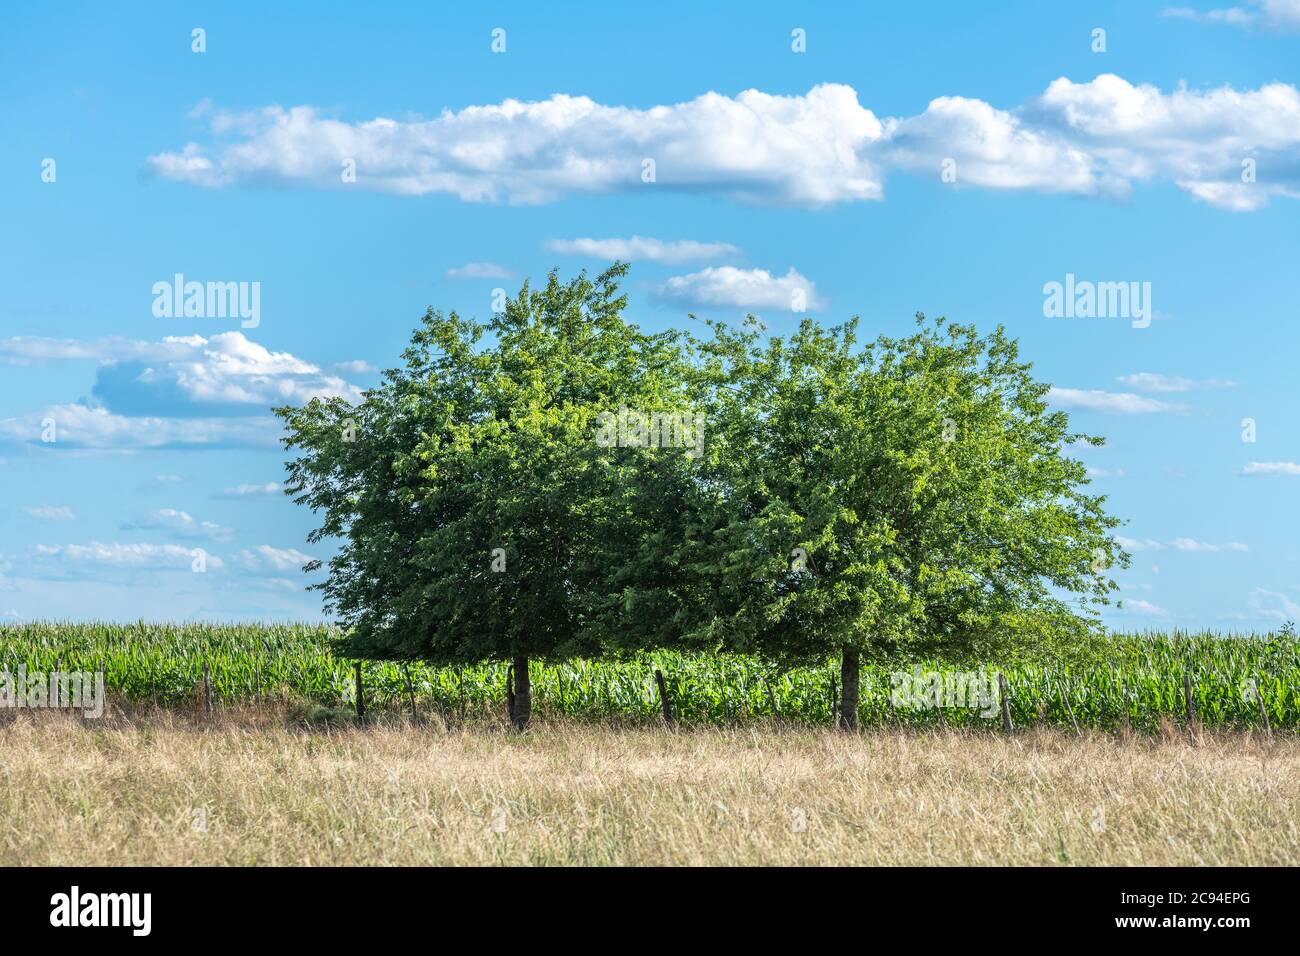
[511,656,531,730]
[838,648,859,732]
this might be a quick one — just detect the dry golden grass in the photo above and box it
[1,711,1296,866]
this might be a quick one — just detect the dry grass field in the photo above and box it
[1,711,1296,866]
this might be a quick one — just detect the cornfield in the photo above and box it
[1,622,1296,731]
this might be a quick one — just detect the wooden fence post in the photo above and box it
[403,664,417,721]
[654,669,676,728]
[998,672,1013,734]
[932,679,948,730]
[354,661,366,720]
[764,678,781,722]
[1119,678,1130,734]
[202,660,213,716]
[1058,679,1082,738]
[1256,680,1272,739]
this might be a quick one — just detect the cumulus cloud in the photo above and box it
[1241,461,1300,476]
[1048,388,1186,414]
[121,508,233,541]
[655,266,824,312]
[0,331,362,417]
[89,332,363,417]
[1028,74,1300,210]
[331,359,377,375]
[883,94,1097,194]
[25,505,75,522]
[145,76,1300,210]
[147,86,886,206]
[0,332,365,451]
[446,262,513,279]
[1115,372,1239,392]
[544,236,742,265]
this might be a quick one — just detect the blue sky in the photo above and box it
[2,0,1298,628]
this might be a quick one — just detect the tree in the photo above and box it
[690,314,1127,729]
[277,265,698,729]
[279,266,1127,734]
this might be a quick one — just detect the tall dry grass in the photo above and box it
[0,711,1295,865]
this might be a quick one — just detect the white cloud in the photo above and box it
[883,94,1096,194]
[331,359,377,375]
[1162,1,1300,31]
[25,505,75,522]
[544,236,742,265]
[446,262,513,279]
[1259,0,1300,27]
[121,508,233,541]
[0,332,365,451]
[262,577,304,592]
[1048,388,1186,414]
[0,405,281,450]
[219,482,283,497]
[0,334,203,366]
[1171,537,1249,553]
[655,266,824,312]
[0,331,363,416]
[146,76,1300,210]
[1029,74,1300,209]
[91,331,363,415]
[33,541,223,571]
[1250,587,1300,620]
[1115,372,1239,392]
[1122,598,1167,616]
[1118,535,1248,553]
[147,86,887,206]
[1241,461,1300,476]
[232,544,315,573]
[1116,536,1167,552]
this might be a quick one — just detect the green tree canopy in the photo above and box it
[688,313,1127,727]
[277,265,700,727]
[278,268,1127,732]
